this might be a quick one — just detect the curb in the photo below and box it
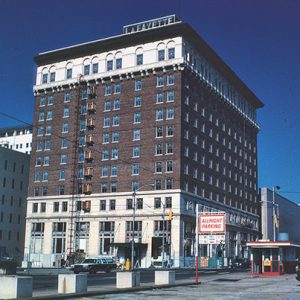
[20,281,201,300]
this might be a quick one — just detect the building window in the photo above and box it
[157,76,164,87]
[136,198,143,209]
[156,92,163,104]
[59,170,65,180]
[62,123,69,133]
[156,126,163,137]
[167,75,174,85]
[63,107,70,118]
[127,199,133,210]
[112,148,119,159]
[166,160,173,172]
[32,203,38,213]
[111,181,117,193]
[66,68,72,79]
[53,202,59,212]
[156,109,163,121]
[167,91,174,102]
[111,165,118,176]
[155,161,162,173]
[158,49,165,61]
[61,138,68,149]
[64,93,70,102]
[107,60,113,71]
[116,58,122,69]
[102,149,109,160]
[40,97,46,106]
[84,65,90,75]
[60,154,67,164]
[155,179,162,190]
[166,125,174,136]
[115,83,121,94]
[105,85,112,95]
[38,111,44,121]
[103,117,110,128]
[42,74,48,84]
[40,202,46,213]
[166,197,172,208]
[59,185,65,195]
[37,126,44,136]
[166,178,173,189]
[133,129,141,141]
[112,132,119,143]
[134,96,142,107]
[110,199,116,210]
[132,163,139,175]
[136,54,143,65]
[168,48,175,59]
[34,172,41,182]
[101,165,108,177]
[166,143,173,154]
[135,80,142,91]
[100,200,106,211]
[114,99,120,110]
[50,72,55,82]
[44,139,51,150]
[48,96,54,105]
[133,146,140,158]
[167,108,174,119]
[134,112,141,123]
[113,116,120,126]
[104,100,111,111]
[132,181,140,191]
[92,63,98,74]
[46,111,53,120]
[156,144,163,155]
[101,182,108,193]
[45,125,52,135]
[154,197,161,209]
[62,201,68,212]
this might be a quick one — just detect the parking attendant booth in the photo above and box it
[247,241,300,276]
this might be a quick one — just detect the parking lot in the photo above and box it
[79,272,300,300]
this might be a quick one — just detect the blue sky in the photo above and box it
[0,0,299,203]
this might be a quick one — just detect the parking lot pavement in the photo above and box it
[82,273,300,300]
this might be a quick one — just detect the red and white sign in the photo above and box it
[198,213,226,234]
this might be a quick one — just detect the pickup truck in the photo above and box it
[74,257,116,274]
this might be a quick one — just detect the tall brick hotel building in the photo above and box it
[24,15,263,268]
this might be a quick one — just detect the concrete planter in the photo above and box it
[116,271,140,288]
[155,270,175,285]
[0,276,32,299]
[58,274,87,294]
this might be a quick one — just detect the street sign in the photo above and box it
[199,234,225,245]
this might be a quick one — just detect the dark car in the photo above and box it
[74,257,116,274]
[230,257,251,270]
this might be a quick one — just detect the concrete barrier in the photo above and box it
[0,276,32,299]
[58,274,87,294]
[155,270,175,285]
[116,271,140,288]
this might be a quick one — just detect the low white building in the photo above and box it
[0,125,32,154]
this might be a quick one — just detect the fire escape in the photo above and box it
[67,79,96,261]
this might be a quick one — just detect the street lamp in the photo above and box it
[131,183,154,271]
[272,186,280,241]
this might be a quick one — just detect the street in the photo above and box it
[23,269,300,299]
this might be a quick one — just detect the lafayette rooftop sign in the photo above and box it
[123,15,180,34]
[198,213,226,234]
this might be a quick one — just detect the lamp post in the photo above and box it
[162,201,166,268]
[272,186,280,241]
[131,183,154,271]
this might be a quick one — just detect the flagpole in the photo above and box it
[195,204,199,284]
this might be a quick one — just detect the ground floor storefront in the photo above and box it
[24,191,259,268]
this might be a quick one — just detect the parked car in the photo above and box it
[73,257,116,274]
[230,257,251,270]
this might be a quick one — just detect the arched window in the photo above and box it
[66,62,73,79]
[115,52,122,69]
[157,43,165,62]
[91,56,99,74]
[167,40,175,60]
[83,58,91,76]
[135,47,143,66]
[41,67,48,84]
[49,66,56,82]
[106,53,114,71]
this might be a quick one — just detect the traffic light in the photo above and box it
[168,210,173,220]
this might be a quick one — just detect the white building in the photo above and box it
[0,125,32,154]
